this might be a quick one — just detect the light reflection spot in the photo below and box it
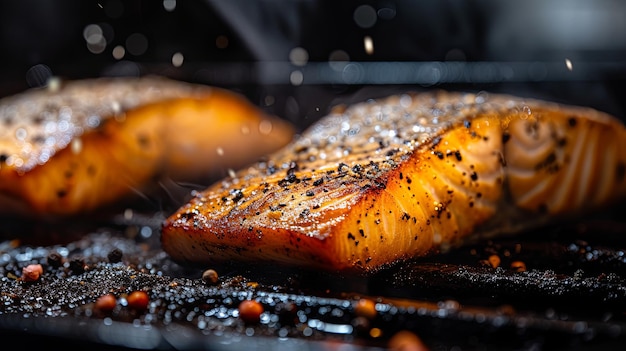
[289,47,309,66]
[71,138,83,154]
[112,45,126,59]
[363,36,374,55]
[290,70,304,86]
[163,0,176,12]
[172,52,184,67]
[259,120,273,135]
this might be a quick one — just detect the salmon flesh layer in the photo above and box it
[162,91,626,273]
[0,76,294,219]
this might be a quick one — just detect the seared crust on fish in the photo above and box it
[0,76,294,219]
[162,91,626,273]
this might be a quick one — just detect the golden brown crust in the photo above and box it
[0,76,295,218]
[161,90,626,273]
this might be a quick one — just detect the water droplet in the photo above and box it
[163,0,176,12]
[83,24,103,43]
[84,23,107,54]
[290,70,304,86]
[399,94,412,108]
[433,232,442,244]
[111,101,122,115]
[328,50,349,71]
[259,120,273,135]
[26,64,53,88]
[87,115,100,128]
[44,121,57,134]
[172,52,184,67]
[354,5,377,28]
[71,138,83,154]
[126,33,148,56]
[289,47,309,66]
[38,151,50,164]
[112,45,125,60]
[8,155,24,168]
[377,7,396,20]
[15,128,27,140]
[47,76,61,92]
[140,226,152,238]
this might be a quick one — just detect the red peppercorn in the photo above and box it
[388,330,430,351]
[488,254,501,268]
[127,291,149,310]
[202,269,219,285]
[354,298,377,320]
[238,300,264,323]
[21,264,43,282]
[95,294,117,312]
[510,260,527,272]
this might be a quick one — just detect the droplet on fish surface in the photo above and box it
[71,138,83,154]
[259,120,273,135]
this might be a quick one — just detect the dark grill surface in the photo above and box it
[0,205,625,351]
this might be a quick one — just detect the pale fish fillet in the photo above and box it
[0,76,294,219]
[162,91,626,273]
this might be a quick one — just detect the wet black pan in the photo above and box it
[0,205,625,351]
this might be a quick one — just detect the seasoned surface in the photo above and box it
[0,76,294,218]
[162,91,626,273]
[0,77,203,174]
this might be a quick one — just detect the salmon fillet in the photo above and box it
[0,76,294,219]
[162,91,626,273]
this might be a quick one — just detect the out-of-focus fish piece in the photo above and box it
[162,91,626,273]
[0,76,294,219]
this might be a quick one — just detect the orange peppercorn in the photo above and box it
[21,264,43,282]
[95,294,117,312]
[354,298,377,320]
[488,254,501,268]
[202,269,219,285]
[388,330,430,351]
[238,300,264,324]
[127,291,149,310]
[510,260,527,272]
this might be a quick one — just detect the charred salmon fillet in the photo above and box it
[162,91,626,273]
[0,76,294,219]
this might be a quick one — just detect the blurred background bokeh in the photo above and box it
[1,0,625,130]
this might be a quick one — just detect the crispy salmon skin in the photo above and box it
[162,91,626,273]
[0,76,294,219]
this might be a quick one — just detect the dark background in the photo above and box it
[1,0,625,130]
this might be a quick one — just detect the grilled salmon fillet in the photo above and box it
[0,76,294,219]
[162,91,626,273]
